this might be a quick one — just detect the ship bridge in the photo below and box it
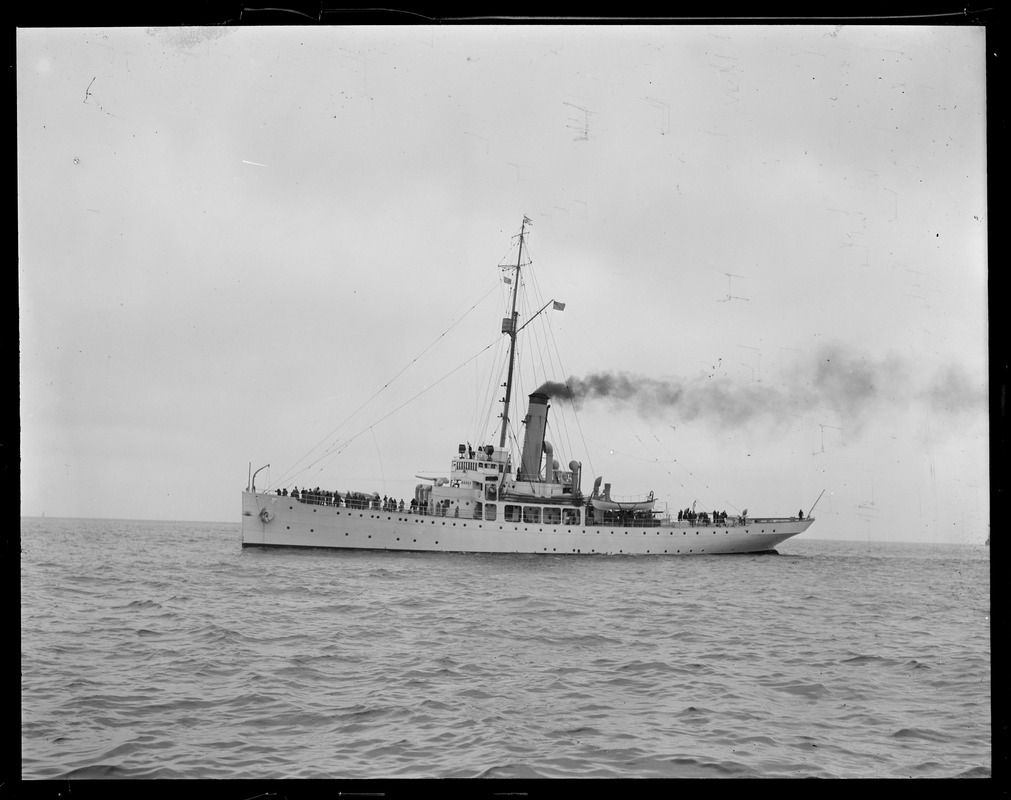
[451,444,511,484]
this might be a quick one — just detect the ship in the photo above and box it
[241,218,817,555]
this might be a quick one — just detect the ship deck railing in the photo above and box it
[272,493,805,527]
[662,516,805,527]
[663,518,746,528]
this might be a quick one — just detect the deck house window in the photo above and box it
[485,503,497,521]
[523,506,541,524]
[543,507,561,525]
[505,504,522,522]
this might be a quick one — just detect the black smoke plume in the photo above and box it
[535,344,983,433]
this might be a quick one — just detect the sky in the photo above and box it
[18,24,989,543]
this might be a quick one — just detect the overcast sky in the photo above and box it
[18,25,988,543]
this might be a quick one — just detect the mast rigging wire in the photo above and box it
[271,281,500,489]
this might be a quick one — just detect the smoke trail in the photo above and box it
[535,344,984,434]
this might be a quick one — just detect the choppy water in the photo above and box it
[21,517,990,781]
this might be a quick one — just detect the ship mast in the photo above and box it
[498,216,529,449]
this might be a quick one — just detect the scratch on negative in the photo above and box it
[83,76,120,119]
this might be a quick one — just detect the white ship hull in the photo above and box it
[241,491,813,556]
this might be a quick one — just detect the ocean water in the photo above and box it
[21,517,991,782]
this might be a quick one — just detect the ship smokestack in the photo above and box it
[520,392,549,481]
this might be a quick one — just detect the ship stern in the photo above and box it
[241,490,265,546]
